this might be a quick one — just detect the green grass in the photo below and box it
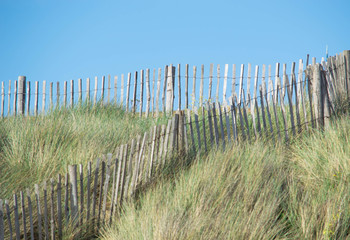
[0,102,168,199]
[101,114,350,240]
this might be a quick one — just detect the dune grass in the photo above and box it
[101,114,350,240]
[0,102,168,199]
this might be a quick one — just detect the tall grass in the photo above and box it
[0,102,168,198]
[101,114,350,240]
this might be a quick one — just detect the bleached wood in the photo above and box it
[1,82,4,117]
[97,161,105,228]
[223,64,228,106]
[156,69,161,117]
[41,80,45,114]
[146,69,151,117]
[123,142,134,200]
[64,173,69,223]
[86,77,90,103]
[247,63,251,107]
[206,103,214,145]
[131,133,147,195]
[121,74,124,106]
[187,110,196,152]
[42,182,49,239]
[26,81,30,115]
[114,76,117,104]
[194,113,201,151]
[126,73,131,111]
[178,64,181,110]
[149,126,157,179]
[231,64,236,102]
[209,63,213,102]
[50,179,55,240]
[162,66,168,114]
[241,91,250,141]
[166,66,175,115]
[218,103,225,150]
[185,64,189,109]
[200,65,204,107]
[201,107,208,152]
[230,98,238,143]
[109,156,118,224]
[63,81,67,108]
[212,103,220,147]
[101,76,105,103]
[238,64,244,104]
[152,69,156,114]
[259,86,267,133]
[216,64,220,103]
[108,75,111,103]
[78,78,82,103]
[70,80,74,107]
[34,184,42,240]
[26,189,34,240]
[132,71,138,114]
[158,125,166,164]
[119,145,128,206]
[68,165,78,223]
[13,80,17,116]
[79,165,84,226]
[113,147,123,211]
[163,119,172,165]
[19,191,27,240]
[92,158,100,226]
[86,162,92,223]
[8,80,11,116]
[192,66,197,109]
[224,106,231,144]
[140,70,144,116]
[18,76,26,115]
[57,174,62,239]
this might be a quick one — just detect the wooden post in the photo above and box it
[43,182,49,240]
[200,65,204,107]
[26,189,34,240]
[13,193,21,240]
[108,75,111,103]
[26,81,30,115]
[78,78,82,104]
[101,76,105,104]
[64,81,67,108]
[97,162,105,228]
[343,50,350,100]
[50,82,53,109]
[216,64,220,103]
[86,77,90,103]
[192,66,196,109]
[146,69,151,117]
[34,184,42,240]
[0,200,4,240]
[18,76,26,115]
[313,64,324,128]
[13,80,17,116]
[201,107,208,151]
[209,63,213,102]
[42,80,46,114]
[20,191,27,240]
[1,82,4,117]
[156,69,161,117]
[121,74,124,106]
[140,70,144,117]
[166,65,175,115]
[57,174,62,240]
[5,200,13,240]
[223,64,228,106]
[162,66,168,115]
[238,64,244,104]
[231,64,236,102]
[50,179,55,240]
[126,73,131,112]
[56,82,60,108]
[178,64,181,110]
[94,76,98,106]
[70,80,74,107]
[68,165,78,223]
[132,71,138,114]
[152,69,156,114]
[247,63,252,107]
[8,80,11,116]
[114,76,118,104]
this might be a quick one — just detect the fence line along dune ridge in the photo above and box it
[0,50,350,239]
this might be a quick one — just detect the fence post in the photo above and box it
[312,64,324,128]
[166,65,175,115]
[344,50,350,100]
[18,76,26,115]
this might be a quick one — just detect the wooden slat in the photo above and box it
[158,125,166,164]
[97,162,105,228]
[86,162,92,223]
[218,103,225,150]
[278,80,289,142]
[79,164,84,226]
[114,76,117,104]
[271,80,281,142]
[13,80,17,116]
[192,66,197,109]
[286,74,296,135]
[14,194,20,240]
[78,78,82,103]
[146,69,151,117]
[216,64,220,103]
[206,102,214,145]
[5,200,13,240]
[151,69,156,114]
[26,81,30,115]
[113,147,123,213]
[155,69,161,117]
[187,110,196,152]
[185,64,189,109]
[49,82,53,109]
[68,165,78,224]
[194,113,201,151]
[26,189,34,240]
[0,199,3,240]
[265,80,274,138]
[259,86,267,134]
[200,65,204,107]
[92,158,100,226]
[224,106,231,144]
[238,64,244,104]
[50,179,55,240]
[241,91,250,141]
[212,103,220,147]
[178,64,181,110]
[7,80,11,116]
[109,156,118,225]
[86,77,90,103]
[132,71,138,114]
[231,64,236,101]
[247,63,251,107]
[121,74,124,106]
[101,76,105,103]
[94,76,98,106]
[20,191,27,240]
[163,119,172,161]
[107,75,111,103]
[34,184,42,240]
[149,126,157,179]
[236,98,246,141]
[223,64,228,106]
[209,63,213,102]
[230,99,238,143]
[162,66,168,114]
[201,107,208,152]
[70,80,74,107]
[64,173,69,224]
[64,81,67,108]
[123,142,133,200]
[119,145,128,206]
[131,133,147,195]
[140,70,144,117]
[57,174,62,240]
[43,182,49,239]
[126,73,131,110]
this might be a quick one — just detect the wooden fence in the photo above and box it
[1,50,350,239]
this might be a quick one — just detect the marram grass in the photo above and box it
[101,115,350,240]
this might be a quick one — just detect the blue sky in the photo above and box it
[0,0,349,101]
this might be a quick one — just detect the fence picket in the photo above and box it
[132,71,138,114]
[43,182,49,239]
[34,184,42,240]
[200,65,204,107]
[19,191,27,240]
[156,69,161,117]
[50,179,55,240]
[218,103,225,150]
[140,70,144,117]
[0,200,3,240]
[216,65,220,103]
[25,189,34,240]
[201,107,208,152]
[126,73,131,111]
[114,76,117,104]
[212,103,220,147]
[209,63,213,102]
[223,64,228,106]
[57,174,62,240]
[194,113,201,151]
[64,81,67,108]
[192,66,196,109]
[97,161,105,228]
[146,69,151,117]
[178,64,181,110]
[5,200,13,240]
[26,82,30,115]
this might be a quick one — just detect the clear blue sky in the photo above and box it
[1,0,349,87]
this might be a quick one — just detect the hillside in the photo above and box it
[101,114,350,239]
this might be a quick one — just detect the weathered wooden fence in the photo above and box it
[1,50,350,239]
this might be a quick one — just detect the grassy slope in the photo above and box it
[0,103,168,198]
[101,115,350,240]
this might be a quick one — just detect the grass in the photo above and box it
[0,101,168,199]
[101,113,350,240]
